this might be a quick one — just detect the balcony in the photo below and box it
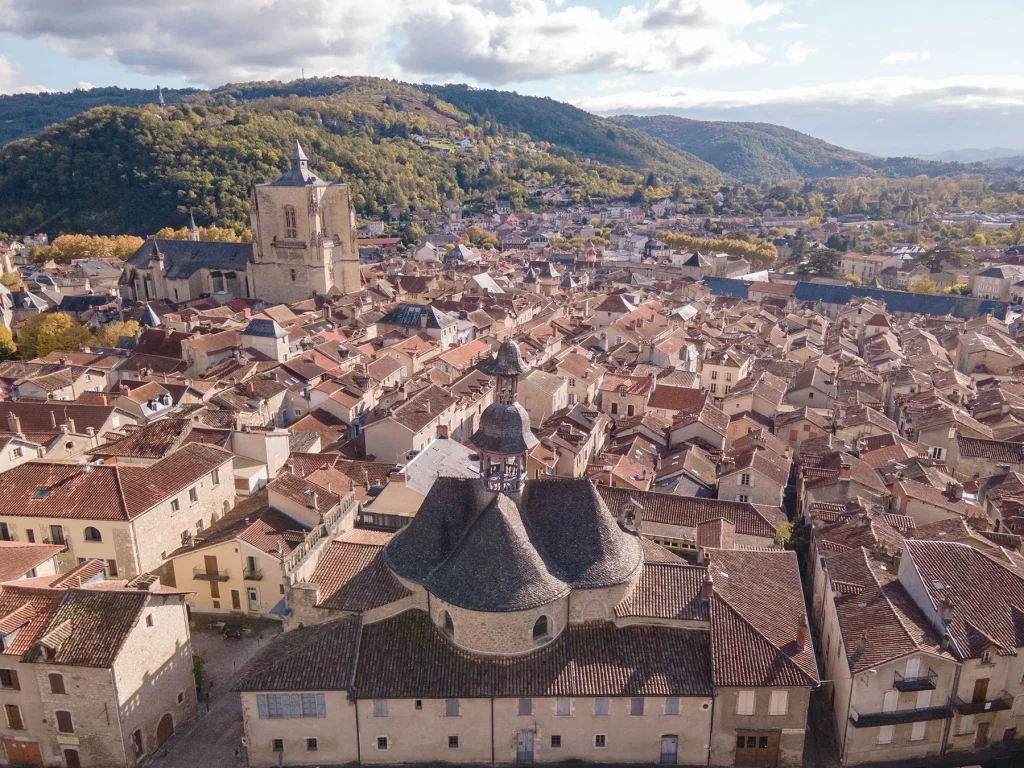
[955,692,1014,715]
[242,567,264,581]
[894,669,938,692]
[850,705,953,728]
[192,567,230,582]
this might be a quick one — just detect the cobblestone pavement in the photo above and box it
[148,617,281,768]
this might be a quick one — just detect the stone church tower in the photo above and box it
[249,141,360,304]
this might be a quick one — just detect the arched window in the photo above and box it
[84,527,102,542]
[442,610,455,637]
[284,206,298,239]
[533,615,549,641]
[320,206,327,235]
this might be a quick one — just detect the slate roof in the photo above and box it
[384,477,642,612]
[378,303,456,330]
[243,318,287,339]
[352,610,712,699]
[471,401,538,454]
[234,616,362,691]
[125,239,252,281]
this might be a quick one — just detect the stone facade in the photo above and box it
[433,595,569,656]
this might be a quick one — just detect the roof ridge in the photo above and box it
[712,589,810,682]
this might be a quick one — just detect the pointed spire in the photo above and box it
[292,140,308,164]
[140,303,161,328]
[187,212,200,241]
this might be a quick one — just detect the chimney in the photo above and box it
[391,471,407,485]
[701,571,714,602]
[7,413,21,435]
[855,631,867,656]
[839,460,852,481]
[309,491,318,511]
[66,418,76,434]
[796,612,809,651]
[420,309,428,331]
[50,411,57,429]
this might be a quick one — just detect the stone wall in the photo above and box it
[566,568,641,624]
[710,686,811,768]
[431,594,569,656]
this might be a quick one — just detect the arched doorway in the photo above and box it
[157,713,174,747]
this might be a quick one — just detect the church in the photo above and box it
[235,339,818,768]
[120,142,360,305]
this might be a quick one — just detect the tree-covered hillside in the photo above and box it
[0,78,691,236]
[423,85,725,185]
[613,114,1017,184]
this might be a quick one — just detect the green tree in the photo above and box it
[0,325,16,360]
[796,248,841,278]
[18,313,92,359]
[917,243,968,272]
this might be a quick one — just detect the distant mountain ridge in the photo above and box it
[917,147,1024,163]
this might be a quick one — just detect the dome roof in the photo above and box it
[471,402,538,455]
[424,493,569,611]
[478,338,529,377]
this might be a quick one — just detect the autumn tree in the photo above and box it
[909,275,938,295]
[17,313,92,359]
[153,226,251,242]
[30,234,144,264]
[92,320,139,348]
[0,271,21,291]
[462,225,498,250]
[0,325,16,360]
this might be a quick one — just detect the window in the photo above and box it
[740,473,751,486]
[876,725,893,745]
[284,206,298,239]
[415,700,423,710]
[11,447,22,459]
[25,529,34,543]
[518,698,532,716]
[307,738,318,752]
[959,714,975,735]
[81,525,102,542]
[132,728,143,755]
[212,469,220,486]
[272,739,284,753]
[725,372,732,382]
[551,735,561,748]
[445,699,460,717]
[665,697,679,715]
[630,697,645,716]
[374,700,388,717]
[49,673,65,694]
[556,698,571,716]
[377,737,389,750]
[448,736,459,749]
[33,487,50,500]
[0,669,18,690]
[769,690,788,716]
[981,649,993,665]
[290,268,297,282]
[5,704,23,730]
[189,487,198,504]
[257,693,326,719]
[177,691,184,704]
[916,690,932,710]
[711,370,718,380]
[610,402,618,415]
[107,559,119,577]
[594,734,607,749]
[710,383,717,394]
[56,710,74,733]
[533,615,549,641]
[442,610,454,637]
[594,698,609,716]
[737,494,750,503]
[569,378,576,387]
[736,690,755,715]
[49,525,65,545]
[170,499,180,513]
[882,690,898,713]
[910,721,927,742]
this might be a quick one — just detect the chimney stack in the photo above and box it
[839,460,852,481]
[701,571,714,602]
[7,413,21,435]
[796,612,809,651]
[50,411,57,429]
[855,631,867,656]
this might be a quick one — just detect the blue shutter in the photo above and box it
[290,694,301,718]
[279,694,291,719]
[256,695,267,720]
[316,693,326,718]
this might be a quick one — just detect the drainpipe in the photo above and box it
[491,697,496,765]
[705,691,714,766]
[353,696,362,765]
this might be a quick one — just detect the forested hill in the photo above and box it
[0,77,723,237]
[613,114,1010,184]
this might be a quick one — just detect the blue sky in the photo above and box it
[1,0,1021,156]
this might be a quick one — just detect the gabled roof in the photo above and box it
[125,239,252,280]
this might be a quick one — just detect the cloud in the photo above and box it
[0,54,49,94]
[574,75,1024,113]
[881,51,930,65]
[783,42,818,64]
[778,22,804,30]
[0,0,781,86]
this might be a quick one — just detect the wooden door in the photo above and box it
[735,731,780,768]
[63,750,81,768]
[203,555,218,575]
[975,722,990,748]
[660,735,678,765]
[157,713,174,747]
[231,590,241,610]
[973,678,989,704]
[3,739,42,767]
[516,730,534,764]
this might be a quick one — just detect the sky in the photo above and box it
[0,0,1022,157]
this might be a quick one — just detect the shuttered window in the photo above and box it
[257,694,325,719]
